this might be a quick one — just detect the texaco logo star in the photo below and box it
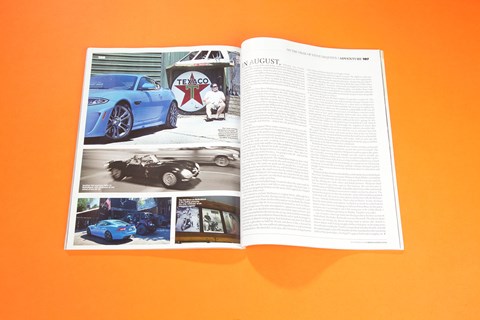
[175,73,210,107]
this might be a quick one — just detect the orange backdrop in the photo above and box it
[1,0,479,319]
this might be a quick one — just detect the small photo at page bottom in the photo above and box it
[175,196,240,245]
[73,197,172,247]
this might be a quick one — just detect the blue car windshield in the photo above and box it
[90,75,137,90]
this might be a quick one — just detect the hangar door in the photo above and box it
[90,52,164,85]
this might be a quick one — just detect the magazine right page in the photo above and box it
[240,37,403,250]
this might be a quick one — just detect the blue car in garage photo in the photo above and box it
[86,219,137,241]
[85,74,178,141]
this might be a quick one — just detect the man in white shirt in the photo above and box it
[203,83,226,121]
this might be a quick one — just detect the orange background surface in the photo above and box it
[1,0,479,319]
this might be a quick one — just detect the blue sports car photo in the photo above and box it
[86,219,136,241]
[85,74,178,141]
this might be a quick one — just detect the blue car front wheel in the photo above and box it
[105,104,133,141]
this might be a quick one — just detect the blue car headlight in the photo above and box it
[88,98,109,105]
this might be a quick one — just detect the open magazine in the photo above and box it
[65,37,403,250]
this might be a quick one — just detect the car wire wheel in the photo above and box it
[110,168,125,181]
[106,104,133,140]
[214,156,229,167]
[162,172,178,187]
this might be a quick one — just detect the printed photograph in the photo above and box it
[175,207,201,232]
[84,49,240,145]
[73,197,171,246]
[202,209,224,233]
[79,147,240,193]
[223,211,240,235]
[175,196,240,244]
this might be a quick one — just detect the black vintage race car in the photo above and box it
[106,154,200,188]
[123,211,157,235]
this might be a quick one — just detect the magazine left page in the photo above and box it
[65,46,242,250]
